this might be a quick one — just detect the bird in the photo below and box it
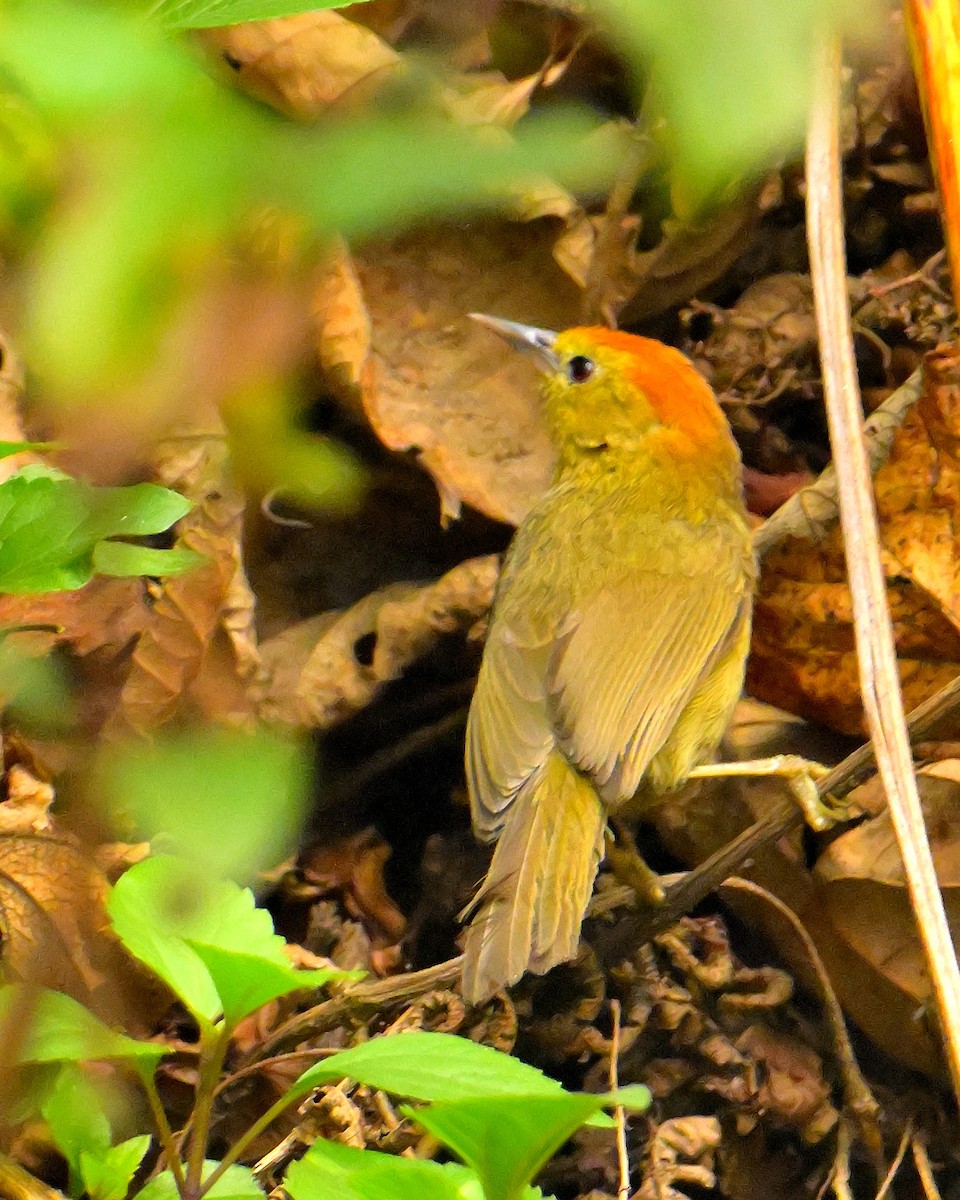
[460,315,757,1004]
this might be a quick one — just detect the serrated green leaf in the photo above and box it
[107,855,353,1028]
[80,1136,152,1200]
[149,0,373,29]
[0,986,168,1067]
[293,1031,570,1105]
[404,1092,648,1200]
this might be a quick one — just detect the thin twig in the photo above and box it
[911,1135,944,1200]
[806,33,960,1101]
[245,958,464,1065]
[608,999,631,1200]
[874,1122,912,1200]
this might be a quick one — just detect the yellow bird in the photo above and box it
[461,316,757,1004]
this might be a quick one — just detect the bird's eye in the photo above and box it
[567,355,595,384]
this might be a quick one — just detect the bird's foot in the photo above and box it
[605,819,665,904]
[686,755,847,832]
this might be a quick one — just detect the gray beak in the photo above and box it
[468,313,560,373]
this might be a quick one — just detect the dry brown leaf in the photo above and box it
[104,432,254,737]
[748,345,960,733]
[315,220,583,524]
[811,767,960,1077]
[0,578,150,658]
[257,555,496,728]
[201,12,402,119]
[0,818,163,1030]
[299,827,407,946]
[734,1025,837,1142]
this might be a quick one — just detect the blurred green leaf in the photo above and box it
[222,382,364,512]
[96,727,309,883]
[585,0,860,212]
[1,0,618,397]
[0,638,71,730]
[106,855,353,1028]
[0,985,168,1067]
[0,441,58,459]
[148,0,372,30]
[0,469,192,593]
[41,1063,112,1192]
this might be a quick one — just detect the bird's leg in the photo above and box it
[686,755,848,832]
[605,818,666,904]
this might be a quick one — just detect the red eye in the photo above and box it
[567,355,594,383]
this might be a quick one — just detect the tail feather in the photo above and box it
[461,752,606,1003]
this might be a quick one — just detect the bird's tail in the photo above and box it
[460,751,606,1004]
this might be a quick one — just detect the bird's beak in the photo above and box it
[469,313,560,374]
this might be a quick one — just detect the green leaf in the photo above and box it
[97,727,310,884]
[80,1136,152,1200]
[41,1063,112,1188]
[285,1140,466,1200]
[3,1,619,399]
[107,855,353,1028]
[293,1031,572,1105]
[222,382,363,514]
[0,441,58,460]
[138,1164,263,1200]
[91,541,204,579]
[0,985,168,1067]
[149,0,373,29]
[0,470,191,594]
[404,1090,650,1200]
[79,481,191,538]
[187,941,345,1028]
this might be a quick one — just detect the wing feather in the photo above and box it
[550,562,748,804]
[465,627,554,841]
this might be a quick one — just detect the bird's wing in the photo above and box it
[465,622,557,841]
[549,558,748,804]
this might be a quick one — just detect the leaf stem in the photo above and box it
[197,1090,304,1198]
[185,1026,232,1199]
[140,1068,188,1196]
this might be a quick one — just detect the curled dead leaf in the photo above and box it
[105,429,255,737]
[299,828,407,946]
[314,220,583,524]
[0,815,165,1032]
[258,555,497,728]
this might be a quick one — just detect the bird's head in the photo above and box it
[470,314,740,476]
